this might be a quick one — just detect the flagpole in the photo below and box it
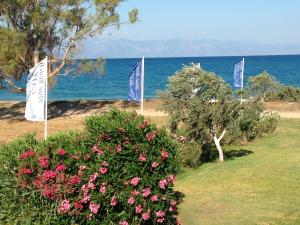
[44,56,49,140]
[241,57,244,103]
[141,56,144,114]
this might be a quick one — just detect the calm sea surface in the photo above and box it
[1,55,300,101]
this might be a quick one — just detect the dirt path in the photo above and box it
[0,100,299,145]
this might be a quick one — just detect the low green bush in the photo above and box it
[267,85,300,102]
[258,111,280,134]
[226,101,280,143]
[0,109,181,225]
[177,141,202,168]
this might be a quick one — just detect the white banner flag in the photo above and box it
[25,57,48,121]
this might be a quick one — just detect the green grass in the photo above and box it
[176,119,300,225]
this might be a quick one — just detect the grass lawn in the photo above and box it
[176,119,300,225]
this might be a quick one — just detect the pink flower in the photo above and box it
[130,177,141,186]
[135,204,143,214]
[100,167,108,174]
[99,184,106,193]
[139,154,147,162]
[43,170,57,180]
[84,153,91,160]
[19,150,36,160]
[55,164,66,172]
[89,202,100,214]
[58,199,71,214]
[138,120,149,129]
[151,195,158,202]
[171,199,177,206]
[128,196,135,205]
[131,190,140,196]
[142,188,151,197]
[146,131,157,142]
[110,196,117,206]
[161,150,169,160]
[80,194,91,204]
[19,168,33,175]
[156,210,165,218]
[81,184,89,192]
[57,149,66,156]
[87,182,95,190]
[101,133,111,141]
[119,221,129,225]
[38,155,49,168]
[42,186,56,200]
[159,179,168,189]
[74,201,83,210]
[169,205,176,212]
[167,174,176,184]
[157,218,165,223]
[92,145,104,155]
[151,161,159,169]
[116,144,122,153]
[89,173,99,182]
[142,212,150,220]
[69,175,81,185]
[101,161,108,167]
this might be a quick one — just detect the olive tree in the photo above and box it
[0,0,138,91]
[248,71,280,102]
[158,64,241,162]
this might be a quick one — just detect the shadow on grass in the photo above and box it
[201,146,253,163]
[0,100,140,122]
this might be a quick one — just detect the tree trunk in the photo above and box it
[33,34,39,66]
[213,129,226,162]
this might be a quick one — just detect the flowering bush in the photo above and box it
[11,109,180,224]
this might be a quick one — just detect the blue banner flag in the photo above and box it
[128,58,143,102]
[234,59,244,88]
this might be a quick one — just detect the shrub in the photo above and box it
[258,111,280,134]
[0,109,180,224]
[236,101,264,141]
[248,71,280,102]
[177,141,202,168]
[267,85,300,102]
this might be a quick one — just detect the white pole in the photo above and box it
[141,56,144,114]
[44,56,48,140]
[241,58,245,103]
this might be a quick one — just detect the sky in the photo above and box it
[101,0,300,44]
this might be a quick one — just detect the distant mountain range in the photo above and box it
[79,38,300,58]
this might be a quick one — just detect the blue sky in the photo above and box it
[101,0,300,44]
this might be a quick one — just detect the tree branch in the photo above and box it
[1,76,25,93]
[218,129,226,142]
[49,36,76,78]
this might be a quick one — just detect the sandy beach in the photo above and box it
[1,100,300,145]
[0,100,168,144]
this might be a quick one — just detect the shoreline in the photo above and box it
[1,100,300,144]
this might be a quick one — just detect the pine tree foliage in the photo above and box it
[0,0,138,91]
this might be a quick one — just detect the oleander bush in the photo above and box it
[0,109,181,225]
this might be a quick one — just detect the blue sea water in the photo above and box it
[1,55,300,101]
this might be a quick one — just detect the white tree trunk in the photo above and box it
[213,130,226,162]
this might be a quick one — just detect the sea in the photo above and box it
[1,55,300,101]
